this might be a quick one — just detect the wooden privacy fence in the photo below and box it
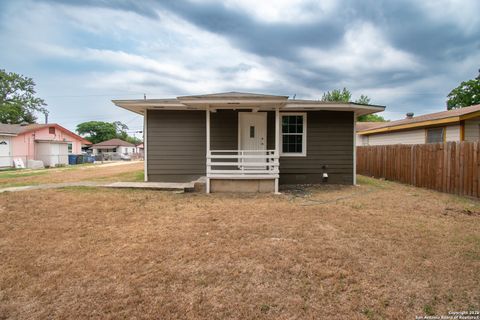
[356,142,480,197]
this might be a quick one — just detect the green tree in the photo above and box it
[76,120,138,144]
[0,69,48,124]
[321,87,352,102]
[76,121,118,144]
[446,71,480,110]
[125,136,142,145]
[357,114,387,122]
[321,88,387,122]
[355,94,371,105]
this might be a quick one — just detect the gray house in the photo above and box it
[113,92,385,193]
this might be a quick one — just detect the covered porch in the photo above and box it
[206,108,282,193]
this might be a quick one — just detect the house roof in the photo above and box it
[356,122,385,132]
[0,123,24,135]
[358,104,480,135]
[113,91,386,117]
[0,123,91,143]
[92,138,135,148]
[177,91,289,100]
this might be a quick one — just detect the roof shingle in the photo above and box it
[92,138,135,147]
[357,104,480,133]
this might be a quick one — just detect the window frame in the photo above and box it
[280,112,307,157]
[425,127,446,144]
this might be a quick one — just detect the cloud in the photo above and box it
[301,22,420,76]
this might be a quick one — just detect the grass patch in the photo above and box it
[59,186,100,192]
[0,168,478,319]
[0,182,41,188]
[92,169,144,182]
[356,175,391,189]
[0,170,48,179]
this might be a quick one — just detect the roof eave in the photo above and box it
[358,116,461,135]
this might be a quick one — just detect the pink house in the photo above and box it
[0,123,91,167]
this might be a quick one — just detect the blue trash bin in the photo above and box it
[68,154,77,165]
[76,155,84,164]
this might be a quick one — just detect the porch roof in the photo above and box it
[113,92,385,116]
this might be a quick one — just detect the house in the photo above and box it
[357,104,480,146]
[0,123,90,168]
[355,122,384,146]
[91,138,136,159]
[113,92,384,193]
[136,143,144,157]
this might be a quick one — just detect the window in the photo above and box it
[281,113,306,156]
[249,126,255,138]
[67,143,73,154]
[426,127,445,143]
[49,127,55,134]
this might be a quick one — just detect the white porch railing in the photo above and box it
[207,150,279,179]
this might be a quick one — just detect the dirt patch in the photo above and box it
[0,176,479,319]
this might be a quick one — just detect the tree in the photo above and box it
[321,88,387,122]
[0,69,48,124]
[355,94,370,105]
[357,114,387,122]
[446,71,480,110]
[76,121,118,144]
[321,87,351,102]
[125,136,142,145]
[76,120,141,144]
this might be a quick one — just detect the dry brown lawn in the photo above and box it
[0,177,479,319]
[0,161,144,188]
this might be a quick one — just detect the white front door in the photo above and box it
[239,112,267,168]
[239,112,267,150]
[0,136,12,167]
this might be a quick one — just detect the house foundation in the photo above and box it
[210,179,275,193]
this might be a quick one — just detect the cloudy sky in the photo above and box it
[1,0,479,132]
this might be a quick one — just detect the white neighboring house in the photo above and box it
[357,104,480,146]
[136,143,144,158]
[91,138,137,159]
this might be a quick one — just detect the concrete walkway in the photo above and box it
[0,180,196,193]
[104,182,195,191]
[0,181,105,193]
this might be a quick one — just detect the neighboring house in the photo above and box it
[113,92,385,193]
[91,139,136,158]
[0,123,90,168]
[357,104,480,146]
[136,143,144,157]
[356,122,384,146]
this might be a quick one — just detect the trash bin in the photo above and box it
[68,154,77,165]
[75,154,84,164]
[85,155,95,163]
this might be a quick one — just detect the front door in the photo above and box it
[0,136,11,167]
[239,112,267,168]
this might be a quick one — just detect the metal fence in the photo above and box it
[0,152,144,169]
[0,154,70,169]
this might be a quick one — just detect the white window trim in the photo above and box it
[280,112,307,157]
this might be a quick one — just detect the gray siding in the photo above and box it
[210,110,238,150]
[146,110,206,182]
[146,109,354,185]
[279,111,354,184]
